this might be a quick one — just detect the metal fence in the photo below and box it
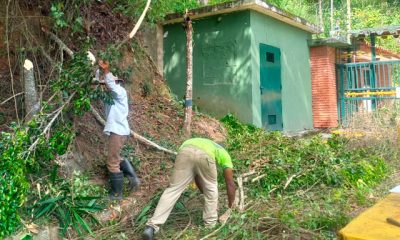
[337,60,400,124]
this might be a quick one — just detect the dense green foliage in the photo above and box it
[221,114,388,193]
[0,128,30,238]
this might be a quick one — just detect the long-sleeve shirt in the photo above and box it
[103,72,130,136]
[180,138,233,169]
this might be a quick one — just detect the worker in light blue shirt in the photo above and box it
[103,71,130,136]
[98,60,140,200]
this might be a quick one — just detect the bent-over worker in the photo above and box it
[143,138,236,240]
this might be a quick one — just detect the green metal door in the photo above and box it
[260,44,283,131]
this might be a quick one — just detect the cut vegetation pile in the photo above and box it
[118,114,396,240]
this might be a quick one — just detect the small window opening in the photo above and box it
[266,52,274,63]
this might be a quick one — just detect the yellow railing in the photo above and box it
[344,90,396,97]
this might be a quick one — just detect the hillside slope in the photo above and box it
[0,2,227,238]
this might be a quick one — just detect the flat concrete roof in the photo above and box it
[163,0,322,34]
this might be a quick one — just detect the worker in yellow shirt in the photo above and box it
[143,138,236,240]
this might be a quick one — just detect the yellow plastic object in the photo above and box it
[331,130,365,138]
[339,193,400,240]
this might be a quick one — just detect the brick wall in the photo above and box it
[310,46,338,128]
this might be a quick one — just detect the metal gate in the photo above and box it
[337,60,400,123]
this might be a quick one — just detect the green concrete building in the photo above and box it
[162,0,320,132]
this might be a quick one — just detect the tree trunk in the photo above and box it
[183,12,193,137]
[23,59,39,122]
[346,0,351,42]
[330,0,334,36]
[318,0,324,32]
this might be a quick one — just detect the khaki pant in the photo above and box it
[147,146,218,232]
[107,133,126,173]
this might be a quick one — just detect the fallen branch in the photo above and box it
[28,91,76,153]
[237,175,244,212]
[302,180,321,194]
[117,0,151,49]
[42,27,74,57]
[242,171,257,178]
[1,92,24,105]
[242,170,257,183]
[199,210,231,240]
[40,46,55,66]
[268,186,278,194]
[173,207,192,240]
[251,174,267,183]
[90,106,177,155]
[283,174,297,190]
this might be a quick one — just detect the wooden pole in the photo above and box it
[183,10,193,137]
[318,0,324,32]
[346,0,351,42]
[330,0,334,36]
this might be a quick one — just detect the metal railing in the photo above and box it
[337,60,400,123]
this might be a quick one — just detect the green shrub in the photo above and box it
[0,130,30,238]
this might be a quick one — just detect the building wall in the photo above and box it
[163,11,253,123]
[310,46,338,128]
[250,11,313,132]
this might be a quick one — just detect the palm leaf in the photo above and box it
[34,202,55,219]
[73,209,94,237]
[74,196,101,201]
[136,205,152,223]
[36,196,63,205]
[75,206,103,213]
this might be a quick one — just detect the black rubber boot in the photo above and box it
[142,225,155,240]
[120,159,141,191]
[109,172,124,200]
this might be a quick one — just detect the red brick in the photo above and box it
[310,46,338,128]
